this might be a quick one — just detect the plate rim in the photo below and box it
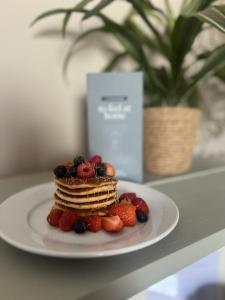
[0,181,179,258]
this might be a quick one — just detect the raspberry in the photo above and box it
[102,216,124,233]
[132,198,149,214]
[77,162,95,178]
[58,211,79,231]
[88,155,102,165]
[47,209,63,227]
[119,193,136,203]
[85,215,102,232]
[107,204,136,226]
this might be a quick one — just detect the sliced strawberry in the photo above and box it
[58,211,79,231]
[47,209,63,227]
[63,160,73,168]
[119,193,136,203]
[102,216,124,233]
[77,162,95,178]
[107,203,136,226]
[88,155,102,166]
[132,197,149,214]
[104,163,116,177]
[85,215,102,233]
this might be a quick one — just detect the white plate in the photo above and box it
[0,181,179,258]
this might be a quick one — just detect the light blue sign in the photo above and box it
[87,72,143,182]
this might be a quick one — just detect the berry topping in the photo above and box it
[88,155,102,165]
[58,211,79,231]
[104,163,116,177]
[85,215,102,232]
[68,165,77,177]
[53,165,67,178]
[107,204,136,227]
[132,198,149,214]
[64,160,73,168]
[119,193,136,203]
[47,209,63,227]
[77,162,95,178]
[73,156,86,168]
[102,216,124,233]
[136,211,148,223]
[73,219,87,234]
[96,163,106,176]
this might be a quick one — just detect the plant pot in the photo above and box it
[144,107,202,175]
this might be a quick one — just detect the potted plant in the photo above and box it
[31,0,225,175]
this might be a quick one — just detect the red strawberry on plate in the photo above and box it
[47,209,63,227]
[77,162,95,178]
[132,197,149,214]
[85,215,102,233]
[102,216,124,233]
[88,155,102,166]
[104,163,116,177]
[58,211,79,231]
[107,203,136,227]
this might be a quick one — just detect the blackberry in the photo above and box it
[68,165,77,177]
[136,211,148,223]
[53,165,67,178]
[73,156,85,168]
[73,220,87,234]
[96,163,106,176]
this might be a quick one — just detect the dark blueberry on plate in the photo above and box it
[68,165,77,177]
[96,163,106,176]
[136,211,148,223]
[53,165,67,178]
[73,220,87,234]
[73,156,86,168]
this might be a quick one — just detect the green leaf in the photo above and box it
[195,5,225,33]
[181,0,217,15]
[215,66,225,81]
[164,0,175,31]
[187,44,225,94]
[83,0,114,20]
[75,0,93,9]
[102,52,127,72]
[30,8,67,27]
[62,11,72,38]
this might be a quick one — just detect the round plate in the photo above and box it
[0,181,179,258]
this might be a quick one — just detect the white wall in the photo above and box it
[1,0,224,177]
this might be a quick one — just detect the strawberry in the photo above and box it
[132,197,149,214]
[47,209,63,227]
[104,163,116,177]
[85,215,102,232]
[102,216,124,233]
[107,204,136,226]
[77,162,95,178]
[58,211,79,231]
[88,155,102,166]
[119,193,136,203]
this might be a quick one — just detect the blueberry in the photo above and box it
[53,165,67,178]
[96,163,106,176]
[73,156,85,168]
[73,220,87,234]
[136,211,148,223]
[68,165,77,177]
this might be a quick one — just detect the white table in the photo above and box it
[1,161,225,300]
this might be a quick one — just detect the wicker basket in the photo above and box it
[144,107,202,175]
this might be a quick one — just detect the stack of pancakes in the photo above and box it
[53,176,118,216]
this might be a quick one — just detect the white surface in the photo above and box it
[0,180,179,258]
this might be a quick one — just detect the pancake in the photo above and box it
[55,189,117,203]
[54,194,116,210]
[57,183,117,195]
[55,176,117,189]
[53,203,114,216]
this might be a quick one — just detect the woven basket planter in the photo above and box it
[144,107,202,175]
